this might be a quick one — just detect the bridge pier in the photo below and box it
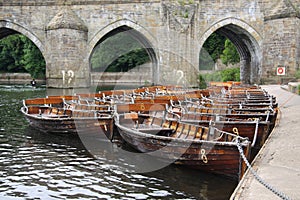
[44,8,90,88]
[240,59,251,85]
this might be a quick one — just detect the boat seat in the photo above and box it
[136,127,174,136]
[42,114,69,118]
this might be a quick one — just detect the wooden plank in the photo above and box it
[116,103,167,113]
[76,93,102,98]
[24,98,63,105]
[47,95,79,100]
[134,98,170,105]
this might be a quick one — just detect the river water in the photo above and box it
[0,85,237,200]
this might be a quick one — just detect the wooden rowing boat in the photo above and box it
[180,113,270,151]
[114,103,251,180]
[179,100,278,132]
[21,98,114,139]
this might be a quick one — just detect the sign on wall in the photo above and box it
[277,66,286,76]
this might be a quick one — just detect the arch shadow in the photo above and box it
[199,18,263,84]
[88,19,159,85]
[0,20,45,56]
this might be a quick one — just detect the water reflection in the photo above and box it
[0,85,237,199]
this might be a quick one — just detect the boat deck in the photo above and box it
[231,85,300,200]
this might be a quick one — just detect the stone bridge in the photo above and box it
[0,0,299,88]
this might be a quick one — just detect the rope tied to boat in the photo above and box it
[251,118,259,147]
[200,149,208,164]
[235,137,292,200]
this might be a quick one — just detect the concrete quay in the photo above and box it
[231,85,300,200]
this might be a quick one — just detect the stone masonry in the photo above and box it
[0,0,299,88]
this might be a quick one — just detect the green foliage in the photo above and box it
[105,49,149,72]
[198,74,207,89]
[0,34,27,73]
[0,34,45,78]
[202,71,222,82]
[295,68,300,79]
[199,67,240,88]
[20,36,46,79]
[201,32,226,63]
[176,0,194,6]
[200,33,240,70]
[220,39,240,65]
[183,11,189,18]
[91,32,150,72]
[220,67,240,82]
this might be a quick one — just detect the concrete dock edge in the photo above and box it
[230,85,300,200]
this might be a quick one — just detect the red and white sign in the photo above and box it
[277,66,286,75]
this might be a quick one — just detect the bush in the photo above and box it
[295,69,300,79]
[199,67,240,88]
[220,39,240,65]
[220,67,240,82]
[198,74,207,89]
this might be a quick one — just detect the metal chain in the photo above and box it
[236,138,292,200]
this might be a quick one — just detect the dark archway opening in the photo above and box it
[199,32,240,88]
[199,24,261,86]
[199,32,240,71]
[90,26,157,89]
[0,28,46,82]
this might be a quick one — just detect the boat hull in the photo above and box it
[182,120,269,150]
[21,107,114,139]
[115,121,250,180]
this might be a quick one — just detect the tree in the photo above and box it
[199,32,226,70]
[20,36,46,78]
[220,39,240,65]
[0,34,45,78]
[0,34,27,73]
[220,67,240,82]
[106,48,149,72]
[198,74,207,89]
[91,32,150,72]
[200,33,240,70]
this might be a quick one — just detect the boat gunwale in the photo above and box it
[20,107,113,121]
[114,114,250,147]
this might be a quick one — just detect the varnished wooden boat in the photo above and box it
[180,100,278,132]
[21,98,114,139]
[179,112,276,130]
[175,103,275,152]
[201,95,277,105]
[181,101,276,124]
[180,113,270,151]
[114,103,251,180]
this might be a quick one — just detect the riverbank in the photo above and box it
[0,73,46,85]
[231,85,300,200]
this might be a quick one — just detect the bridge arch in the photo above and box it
[88,19,157,54]
[199,18,263,84]
[0,20,45,56]
[88,19,159,84]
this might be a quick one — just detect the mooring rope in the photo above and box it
[236,138,292,200]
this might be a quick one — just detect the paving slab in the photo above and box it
[231,85,300,200]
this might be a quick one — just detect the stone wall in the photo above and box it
[262,17,300,84]
[0,73,45,85]
[0,0,299,88]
